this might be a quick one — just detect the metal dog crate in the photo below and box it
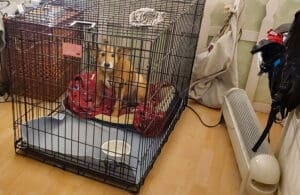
[5,0,205,192]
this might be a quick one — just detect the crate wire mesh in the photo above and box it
[5,0,205,192]
[6,5,82,101]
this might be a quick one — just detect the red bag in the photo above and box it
[133,103,167,137]
[133,83,174,137]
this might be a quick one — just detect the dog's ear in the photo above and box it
[101,39,109,45]
[116,47,130,56]
[123,48,130,55]
[91,45,103,59]
[91,48,97,58]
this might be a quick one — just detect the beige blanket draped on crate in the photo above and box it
[189,1,245,108]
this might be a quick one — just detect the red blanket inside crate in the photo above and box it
[66,73,115,118]
[66,72,173,137]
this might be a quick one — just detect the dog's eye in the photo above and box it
[111,54,115,58]
[101,53,105,57]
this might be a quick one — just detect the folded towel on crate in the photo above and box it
[129,8,165,27]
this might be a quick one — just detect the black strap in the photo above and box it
[252,108,277,152]
[253,68,292,152]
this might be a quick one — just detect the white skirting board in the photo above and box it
[253,102,271,113]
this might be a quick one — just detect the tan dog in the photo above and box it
[93,45,146,116]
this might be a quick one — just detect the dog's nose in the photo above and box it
[104,63,110,68]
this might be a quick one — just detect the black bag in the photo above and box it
[251,11,300,152]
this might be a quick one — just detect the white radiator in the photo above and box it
[222,88,280,195]
[277,108,300,195]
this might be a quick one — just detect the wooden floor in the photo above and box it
[0,101,282,195]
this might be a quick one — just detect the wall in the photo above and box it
[237,0,266,89]
[198,0,267,102]
[254,0,300,104]
[198,0,300,107]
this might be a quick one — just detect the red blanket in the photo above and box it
[66,72,173,137]
[66,72,115,118]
